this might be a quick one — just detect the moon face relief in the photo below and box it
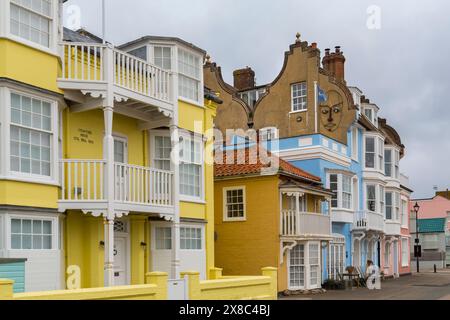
[319,90,343,132]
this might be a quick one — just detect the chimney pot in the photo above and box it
[325,48,330,56]
[335,46,341,53]
[311,42,317,49]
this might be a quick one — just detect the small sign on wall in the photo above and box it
[73,128,94,144]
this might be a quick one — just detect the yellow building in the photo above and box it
[214,147,334,292]
[0,0,218,293]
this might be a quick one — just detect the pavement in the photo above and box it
[280,269,450,300]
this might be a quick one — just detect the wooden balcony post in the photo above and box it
[295,193,300,235]
[169,67,181,279]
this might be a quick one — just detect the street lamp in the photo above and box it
[413,202,421,273]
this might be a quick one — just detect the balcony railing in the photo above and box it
[60,159,173,208]
[354,211,385,232]
[59,42,172,103]
[280,210,331,237]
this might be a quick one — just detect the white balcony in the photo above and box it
[385,220,401,236]
[59,159,174,215]
[280,210,331,239]
[58,42,174,120]
[353,211,385,233]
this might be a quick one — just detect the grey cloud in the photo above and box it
[64,0,450,198]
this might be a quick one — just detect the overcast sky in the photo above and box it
[63,0,450,199]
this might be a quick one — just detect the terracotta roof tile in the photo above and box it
[214,147,321,183]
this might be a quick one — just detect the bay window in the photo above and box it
[366,184,376,212]
[365,136,375,168]
[179,133,203,199]
[154,46,172,70]
[378,138,384,172]
[401,199,408,226]
[380,185,385,216]
[394,150,400,179]
[365,135,384,171]
[385,149,393,177]
[401,238,409,267]
[328,173,353,210]
[10,217,53,250]
[10,0,53,48]
[385,148,400,179]
[178,48,201,103]
[10,92,53,177]
[385,192,393,220]
[394,192,400,220]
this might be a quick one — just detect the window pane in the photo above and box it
[33,235,42,249]
[22,220,31,233]
[11,234,21,249]
[43,235,51,249]
[11,219,21,233]
[43,220,51,234]
[22,235,32,249]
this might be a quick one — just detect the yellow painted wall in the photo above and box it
[130,216,147,285]
[0,39,61,93]
[0,181,58,209]
[214,176,281,285]
[65,211,104,289]
[63,108,146,166]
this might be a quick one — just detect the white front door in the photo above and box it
[113,235,128,286]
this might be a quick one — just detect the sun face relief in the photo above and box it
[320,90,343,132]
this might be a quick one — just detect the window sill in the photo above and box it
[179,97,205,108]
[1,35,59,58]
[180,196,206,204]
[289,109,307,115]
[0,175,59,187]
[223,218,247,223]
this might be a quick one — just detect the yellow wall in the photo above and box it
[0,39,61,93]
[0,181,58,209]
[65,211,104,289]
[63,109,147,166]
[214,176,281,283]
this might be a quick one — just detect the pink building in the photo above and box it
[410,193,450,269]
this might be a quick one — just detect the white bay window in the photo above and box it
[328,173,354,210]
[4,89,58,183]
[364,135,384,172]
[9,0,53,48]
[178,48,202,103]
[179,133,203,200]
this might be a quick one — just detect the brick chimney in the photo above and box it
[233,67,255,91]
[322,46,346,82]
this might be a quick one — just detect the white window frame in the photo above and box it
[365,183,377,213]
[287,241,321,290]
[151,45,173,71]
[178,130,205,203]
[223,186,246,222]
[385,191,393,220]
[351,127,359,161]
[327,172,355,211]
[0,86,59,185]
[1,0,59,54]
[401,198,408,228]
[291,82,307,113]
[259,127,279,142]
[177,46,204,106]
[153,226,172,251]
[401,237,409,267]
[179,225,203,251]
[363,134,384,172]
[385,148,393,177]
[149,129,172,171]
[6,213,59,251]
[384,242,390,268]
[380,185,385,217]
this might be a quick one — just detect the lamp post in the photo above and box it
[413,202,420,273]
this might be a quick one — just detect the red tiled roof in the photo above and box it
[214,147,321,183]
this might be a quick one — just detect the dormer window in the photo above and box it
[363,106,378,127]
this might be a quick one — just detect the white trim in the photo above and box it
[275,146,351,167]
[5,212,59,251]
[291,82,307,113]
[222,186,246,222]
[1,0,59,55]
[1,86,60,185]
[113,218,131,286]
